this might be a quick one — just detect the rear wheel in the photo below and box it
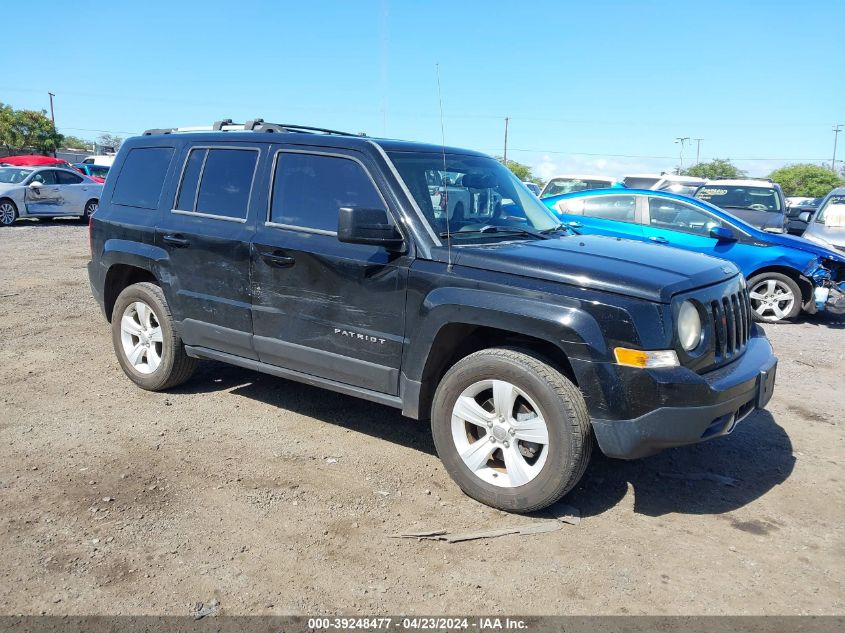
[0,199,18,226]
[431,348,591,512]
[111,282,196,391]
[81,199,98,221]
[748,273,802,323]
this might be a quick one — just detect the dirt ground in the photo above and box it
[0,220,843,616]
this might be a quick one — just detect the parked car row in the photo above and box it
[541,187,845,323]
[0,165,103,225]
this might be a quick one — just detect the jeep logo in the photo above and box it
[334,328,386,345]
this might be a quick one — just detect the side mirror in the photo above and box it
[798,211,812,223]
[28,181,41,189]
[786,220,806,235]
[709,226,737,242]
[338,207,405,250]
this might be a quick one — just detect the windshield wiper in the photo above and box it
[539,223,576,235]
[439,225,550,240]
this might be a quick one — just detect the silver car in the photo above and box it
[801,187,845,254]
[0,166,103,226]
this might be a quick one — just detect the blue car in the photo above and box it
[543,188,845,323]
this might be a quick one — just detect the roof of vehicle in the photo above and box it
[822,187,845,197]
[134,120,489,158]
[0,155,69,166]
[700,179,778,188]
[656,175,705,184]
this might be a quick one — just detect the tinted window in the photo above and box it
[541,178,613,197]
[57,171,84,185]
[195,149,257,219]
[561,195,637,222]
[112,147,174,209]
[31,170,58,185]
[270,153,384,232]
[175,148,205,211]
[648,197,721,235]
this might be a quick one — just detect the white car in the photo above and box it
[0,166,103,226]
[82,155,116,167]
[540,174,617,198]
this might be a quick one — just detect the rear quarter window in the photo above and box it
[111,147,174,209]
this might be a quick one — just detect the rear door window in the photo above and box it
[577,195,638,222]
[174,148,258,220]
[56,171,84,185]
[112,147,174,209]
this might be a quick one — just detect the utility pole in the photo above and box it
[48,92,56,157]
[503,117,509,164]
[832,124,842,173]
[674,137,690,171]
[694,138,703,165]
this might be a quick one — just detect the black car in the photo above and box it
[87,119,777,512]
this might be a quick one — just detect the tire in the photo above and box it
[431,348,591,512]
[747,273,802,323]
[0,198,18,226]
[111,282,196,391]
[81,199,98,221]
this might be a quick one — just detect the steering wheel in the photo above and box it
[748,204,769,211]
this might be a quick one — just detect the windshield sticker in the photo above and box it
[698,188,727,198]
[824,203,845,228]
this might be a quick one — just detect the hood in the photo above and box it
[446,235,739,303]
[752,230,845,263]
[802,225,845,250]
[722,207,784,232]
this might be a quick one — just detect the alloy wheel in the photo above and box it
[120,301,164,374]
[0,202,16,226]
[749,278,795,322]
[451,379,549,488]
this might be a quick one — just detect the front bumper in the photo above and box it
[584,330,777,459]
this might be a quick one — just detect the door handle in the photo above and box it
[260,251,295,268]
[649,236,669,244]
[567,221,583,228]
[162,234,190,247]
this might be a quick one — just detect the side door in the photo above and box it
[641,195,741,259]
[24,170,61,214]
[157,143,262,360]
[55,169,94,214]
[554,193,645,240]
[250,146,410,395]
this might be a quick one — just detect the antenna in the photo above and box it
[435,63,453,271]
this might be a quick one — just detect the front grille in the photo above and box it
[709,288,752,362]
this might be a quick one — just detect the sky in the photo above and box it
[3,0,843,180]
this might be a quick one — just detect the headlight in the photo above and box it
[678,301,702,352]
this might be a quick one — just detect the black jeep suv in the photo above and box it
[88,119,777,512]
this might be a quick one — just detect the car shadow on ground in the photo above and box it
[175,361,795,519]
[554,410,794,518]
[7,217,86,228]
[170,361,435,456]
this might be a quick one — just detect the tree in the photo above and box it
[62,135,93,150]
[97,133,123,152]
[681,158,745,180]
[498,157,543,185]
[767,163,845,197]
[0,103,63,153]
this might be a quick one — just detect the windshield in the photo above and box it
[816,195,845,227]
[657,182,699,196]
[0,167,33,184]
[387,151,561,240]
[695,185,782,212]
[541,177,612,198]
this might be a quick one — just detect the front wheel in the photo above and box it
[431,348,591,512]
[747,273,802,323]
[111,282,196,391]
[0,199,18,226]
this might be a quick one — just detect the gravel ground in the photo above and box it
[1,221,843,616]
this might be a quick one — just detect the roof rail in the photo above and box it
[143,118,365,137]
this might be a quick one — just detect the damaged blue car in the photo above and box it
[543,188,845,323]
